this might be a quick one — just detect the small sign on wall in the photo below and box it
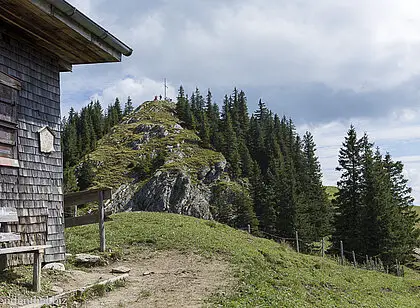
[38,126,55,153]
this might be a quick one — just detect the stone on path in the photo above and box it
[111,266,131,274]
[75,253,102,265]
[43,262,65,271]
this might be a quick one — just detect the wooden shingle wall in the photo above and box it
[0,30,65,265]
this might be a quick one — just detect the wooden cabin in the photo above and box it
[0,0,132,266]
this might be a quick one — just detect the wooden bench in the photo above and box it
[0,207,50,292]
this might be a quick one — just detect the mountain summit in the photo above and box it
[79,100,231,219]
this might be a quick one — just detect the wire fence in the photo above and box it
[238,225,405,277]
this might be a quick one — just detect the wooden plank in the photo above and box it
[0,72,21,90]
[64,188,112,208]
[65,214,99,228]
[0,245,50,255]
[0,232,20,242]
[0,207,18,222]
[0,157,19,168]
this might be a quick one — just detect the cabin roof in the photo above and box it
[0,0,132,71]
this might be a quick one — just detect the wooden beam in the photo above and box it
[33,250,42,292]
[0,157,19,168]
[0,245,50,255]
[0,72,21,90]
[58,59,73,72]
[0,232,20,242]
[64,188,112,208]
[64,214,99,228]
[0,207,18,223]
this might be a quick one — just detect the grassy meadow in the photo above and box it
[66,212,420,307]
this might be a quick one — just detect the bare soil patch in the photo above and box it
[83,250,232,307]
[1,249,232,307]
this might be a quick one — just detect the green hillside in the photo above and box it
[83,100,224,189]
[66,212,420,307]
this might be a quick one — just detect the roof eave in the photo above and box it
[42,0,133,57]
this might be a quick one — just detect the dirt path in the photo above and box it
[77,250,231,308]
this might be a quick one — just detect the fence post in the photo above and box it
[366,255,369,269]
[99,190,106,252]
[74,205,78,217]
[340,241,344,265]
[295,231,300,253]
[247,224,251,234]
[321,238,325,258]
[352,251,356,267]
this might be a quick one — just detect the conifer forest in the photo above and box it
[62,87,419,266]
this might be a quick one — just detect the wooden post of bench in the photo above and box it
[99,190,105,252]
[33,250,42,292]
[0,223,5,271]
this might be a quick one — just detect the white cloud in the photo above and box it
[61,0,420,203]
[86,77,176,110]
[95,0,420,92]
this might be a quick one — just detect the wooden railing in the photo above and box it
[64,187,112,252]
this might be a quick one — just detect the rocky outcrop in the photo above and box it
[132,170,212,219]
[106,160,228,219]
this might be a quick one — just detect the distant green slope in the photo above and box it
[325,186,339,201]
[66,212,420,307]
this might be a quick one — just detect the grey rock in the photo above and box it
[131,140,142,150]
[127,117,138,124]
[43,262,65,271]
[143,271,154,276]
[134,124,153,134]
[198,166,211,180]
[51,286,64,294]
[134,124,168,139]
[132,169,213,219]
[104,156,230,221]
[75,253,102,265]
[413,248,420,260]
[173,124,183,130]
[111,266,131,274]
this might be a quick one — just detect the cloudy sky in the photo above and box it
[62,0,420,202]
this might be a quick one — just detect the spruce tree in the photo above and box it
[299,132,333,241]
[176,86,188,123]
[223,112,241,178]
[334,125,364,252]
[250,160,265,220]
[382,153,420,263]
[199,113,211,148]
[91,100,104,139]
[124,96,134,116]
[114,97,123,122]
